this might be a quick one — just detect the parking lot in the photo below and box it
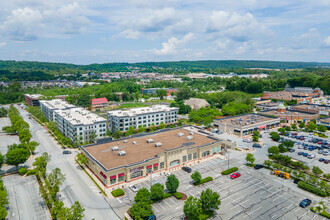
[109,155,327,220]
[0,117,20,155]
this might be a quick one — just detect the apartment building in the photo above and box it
[40,99,75,121]
[54,107,107,143]
[107,105,179,133]
[24,94,43,106]
[81,127,232,187]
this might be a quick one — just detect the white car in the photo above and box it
[298,146,303,149]
[129,185,138,192]
[164,172,171,177]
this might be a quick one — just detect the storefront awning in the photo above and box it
[110,175,116,180]
[258,125,266,129]
[118,173,124,177]
[147,165,152,169]
[153,163,159,167]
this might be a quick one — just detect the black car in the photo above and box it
[253,143,262,148]
[182,166,192,173]
[289,149,295,152]
[298,152,304,155]
[293,179,299,184]
[63,150,72,154]
[299,199,312,208]
[254,164,264,170]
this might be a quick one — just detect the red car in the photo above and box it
[230,172,241,179]
[300,137,305,140]
[318,142,322,145]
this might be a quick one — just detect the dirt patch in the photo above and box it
[179,192,188,200]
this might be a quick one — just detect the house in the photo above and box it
[91,98,108,110]
[184,98,210,110]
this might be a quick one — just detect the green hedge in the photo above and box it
[26,169,36,176]
[221,167,238,175]
[297,181,328,197]
[173,192,182,199]
[193,177,213,186]
[18,167,27,175]
[311,207,330,218]
[111,189,125,197]
[164,193,172,199]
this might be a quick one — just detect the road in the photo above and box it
[16,105,120,220]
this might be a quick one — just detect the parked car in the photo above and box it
[318,141,322,145]
[259,134,263,138]
[298,152,304,155]
[300,137,305,140]
[182,166,192,173]
[164,172,171,177]
[293,179,299,184]
[253,143,262,148]
[254,164,264,170]
[298,146,303,149]
[323,151,328,156]
[129,185,138,192]
[63,150,71,154]
[319,158,325,162]
[324,159,329,164]
[303,153,308,157]
[318,150,323,154]
[289,149,295,152]
[230,172,241,179]
[144,215,156,220]
[299,199,312,208]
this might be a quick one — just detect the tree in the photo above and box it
[269,132,281,142]
[277,127,285,134]
[77,91,91,108]
[200,188,221,212]
[69,201,85,220]
[312,166,323,176]
[283,140,294,149]
[114,130,123,139]
[51,201,85,220]
[27,141,39,155]
[245,153,255,164]
[129,201,153,220]
[299,121,305,129]
[18,129,32,143]
[77,153,87,165]
[263,160,273,168]
[159,122,167,129]
[5,148,30,169]
[137,125,146,133]
[47,168,65,201]
[88,131,97,143]
[268,146,280,155]
[176,87,194,101]
[134,188,151,204]
[317,125,327,133]
[33,152,51,177]
[291,124,297,130]
[0,153,4,170]
[184,196,202,220]
[126,126,137,136]
[191,171,202,184]
[150,183,164,201]
[278,143,286,153]
[306,122,317,131]
[156,89,167,100]
[165,174,179,193]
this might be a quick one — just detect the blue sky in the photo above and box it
[0,0,329,64]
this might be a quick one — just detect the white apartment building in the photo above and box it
[40,99,75,121]
[54,107,107,143]
[107,105,179,133]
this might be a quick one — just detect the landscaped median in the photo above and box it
[111,189,125,197]
[193,177,213,186]
[297,181,328,197]
[310,201,330,218]
[221,167,238,175]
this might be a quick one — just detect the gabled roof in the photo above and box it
[92,98,108,105]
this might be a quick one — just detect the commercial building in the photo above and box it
[24,94,43,106]
[107,105,178,133]
[80,127,232,187]
[260,104,319,123]
[256,102,282,111]
[184,98,210,110]
[91,98,108,110]
[141,88,177,96]
[40,99,75,121]
[213,113,280,137]
[291,104,329,116]
[317,117,330,129]
[54,107,107,143]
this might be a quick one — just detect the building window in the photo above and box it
[131,171,143,179]
[183,155,187,163]
[154,166,158,171]
[202,151,210,157]
[110,178,116,184]
[188,154,192,161]
[118,176,125,182]
[160,162,164,169]
[193,152,197,159]
[147,168,152,173]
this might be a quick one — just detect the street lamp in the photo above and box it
[227,148,230,169]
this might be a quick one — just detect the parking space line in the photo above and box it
[116,198,122,203]
[170,197,177,205]
[163,199,172,208]
[153,205,159,213]
[157,202,166,210]
[248,206,262,215]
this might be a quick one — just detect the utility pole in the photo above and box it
[227,148,230,169]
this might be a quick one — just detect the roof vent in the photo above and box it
[111,146,119,151]
[155,142,162,147]
[147,139,154,143]
[118,151,126,156]
[123,140,128,143]
[132,141,136,144]
[178,133,184,137]
[187,136,193,140]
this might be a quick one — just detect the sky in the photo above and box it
[0,0,329,64]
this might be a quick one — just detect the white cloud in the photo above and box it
[153,33,194,55]
[0,42,6,48]
[324,36,330,47]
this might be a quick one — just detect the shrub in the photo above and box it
[18,167,27,175]
[173,192,183,199]
[26,169,36,176]
[111,189,125,197]
[163,193,172,199]
[323,173,330,179]
[297,181,328,197]
[221,167,238,175]
[193,177,213,186]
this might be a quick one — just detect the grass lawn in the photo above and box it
[117,103,149,109]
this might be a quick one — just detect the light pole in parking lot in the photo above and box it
[227,148,230,169]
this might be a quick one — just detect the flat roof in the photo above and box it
[320,117,330,124]
[261,110,319,117]
[292,104,329,111]
[83,128,223,170]
[40,99,75,110]
[55,107,106,125]
[25,94,43,99]
[108,105,178,117]
[215,113,278,126]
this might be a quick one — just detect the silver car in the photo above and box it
[323,151,328,156]
[318,150,323,154]
[129,185,138,192]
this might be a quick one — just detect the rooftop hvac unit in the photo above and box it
[189,132,194,135]
[132,141,136,144]
[123,140,128,143]
[111,146,119,151]
[118,151,126,156]
[155,142,162,147]
[178,133,184,137]
[187,136,193,140]
[147,139,154,143]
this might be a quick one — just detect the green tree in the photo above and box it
[114,130,122,139]
[191,171,202,184]
[165,174,179,193]
[126,126,137,136]
[18,129,32,143]
[33,152,51,177]
[137,125,146,133]
[269,132,281,141]
[268,146,280,155]
[134,188,151,204]
[156,89,167,100]
[129,201,153,220]
[291,124,297,130]
[184,196,202,220]
[317,125,327,133]
[0,153,4,170]
[5,148,30,169]
[312,166,323,176]
[278,143,286,153]
[159,122,167,129]
[77,153,87,165]
[47,168,65,201]
[277,127,285,134]
[263,160,273,168]
[27,141,39,155]
[176,87,194,101]
[69,201,85,220]
[76,91,91,108]
[306,122,317,131]
[88,131,97,143]
[283,140,294,149]
[150,183,164,201]
[245,153,255,164]
[299,121,305,129]
[200,188,221,212]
